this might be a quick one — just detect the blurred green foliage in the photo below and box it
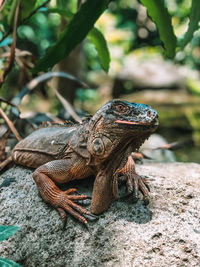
[17,11,60,56]
[0,0,200,97]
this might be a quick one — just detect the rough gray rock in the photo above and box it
[0,163,200,267]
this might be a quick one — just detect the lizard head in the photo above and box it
[88,100,158,158]
[90,99,158,131]
[112,100,158,131]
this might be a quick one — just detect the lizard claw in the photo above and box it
[54,189,92,225]
[117,155,150,205]
[57,199,98,227]
[84,213,99,221]
[127,173,150,205]
[57,207,67,229]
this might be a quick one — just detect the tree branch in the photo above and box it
[0,0,20,87]
[0,0,8,12]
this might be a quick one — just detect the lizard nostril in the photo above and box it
[147,110,151,117]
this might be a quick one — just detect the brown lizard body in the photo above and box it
[12,100,158,224]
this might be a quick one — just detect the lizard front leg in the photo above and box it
[117,153,150,205]
[32,158,94,225]
[91,168,118,214]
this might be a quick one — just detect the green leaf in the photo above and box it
[21,0,37,20]
[32,0,109,73]
[48,8,74,20]
[8,0,37,26]
[140,0,176,58]
[7,0,18,26]
[0,225,19,242]
[0,258,21,267]
[178,0,200,48]
[88,27,110,72]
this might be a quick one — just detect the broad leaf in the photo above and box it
[0,258,21,267]
[8,0,37,26]
[88,27,110,73]
[140,0,176,58]
[178,0,200,48]
[48,8,74,20]
[32,0,109,73]
[21,0,37,20]
[7,0,17,26]
[0,225,19,242]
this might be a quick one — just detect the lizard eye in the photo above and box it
[114,103,129,114]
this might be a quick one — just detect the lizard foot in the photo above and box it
[33,171,94,225]
[55,188,97,225]
[117,154,150,205]
[126,172,150,205]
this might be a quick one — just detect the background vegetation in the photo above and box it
[0,0,200,162]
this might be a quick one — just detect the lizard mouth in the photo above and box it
[116,120,148,125]
[115,119,159,132]
[115,120,159,126]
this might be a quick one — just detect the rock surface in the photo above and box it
[0,163,200,267]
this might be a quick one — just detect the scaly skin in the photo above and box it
[12,100,158,225]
